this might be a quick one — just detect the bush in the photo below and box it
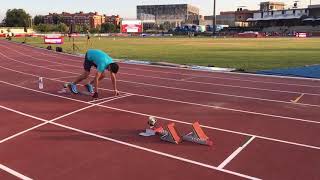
[34,23,69,33]
[100,23,116,33]
[89,27,100,34]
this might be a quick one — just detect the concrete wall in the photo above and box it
[0,27,34,34]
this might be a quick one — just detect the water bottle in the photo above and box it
[38,77,44,89]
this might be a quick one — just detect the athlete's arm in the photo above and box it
[94,72,102,93]
[110,71,120,96]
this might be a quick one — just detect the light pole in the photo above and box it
[213,0,216,36]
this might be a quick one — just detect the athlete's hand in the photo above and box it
[93,92,99,99]
[114,90,120,96]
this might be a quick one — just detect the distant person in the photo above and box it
[86,30,91,45]
[68,33,72,41]
[66,49,120,98]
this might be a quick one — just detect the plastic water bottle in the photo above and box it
[38,77,44,89]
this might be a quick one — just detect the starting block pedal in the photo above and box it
[160,123,182,144]
[182,122,213,146]
[152,126,166,136]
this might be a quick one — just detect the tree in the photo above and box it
[4,9,31,27]
[56,23,69,33]
[100,23,116,33]
[34,23,69,33]
[74,24,90,33]
[33,15,44,25]
[52,14,63,24]
[34,24,50,32]
[89,26,101,34]
[82,24,90,33]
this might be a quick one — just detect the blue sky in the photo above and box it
[1,0,318,21]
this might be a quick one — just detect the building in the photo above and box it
[235,9,258,27]
[260,1,285,11]
[203,1,320,33]
[245,1,320,33]
[247,7,309,27]
[204,12,235,27]
[204,9,256,27]
[308,4,320,17]
[105,15,121,26]
[44,11,105,28]
[137,4,200,27]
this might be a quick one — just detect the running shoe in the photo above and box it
[85,84,94,94]
[68,83,79,94]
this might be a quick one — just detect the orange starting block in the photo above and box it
[160,123,182,144]
[158,121,212,146]
[182,122,213,146]
[140,117,212,146]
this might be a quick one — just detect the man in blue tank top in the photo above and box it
[67,49,120,98]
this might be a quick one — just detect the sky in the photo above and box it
[1,0,319,21]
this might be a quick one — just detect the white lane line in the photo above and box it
[118,79,320,108]
[218,136,256,169]
[20,47,320,97]
[117,63,320,87]
[0,105,261,180]
[291,93,305,103]
[14,64,64,68]
[38,50,320,87]
[89,93,132,103]
[0,164,33,180]
[0,95,130,144]
[39,64,65,67]
[0,79,319,150]
[9,42,319,88]
[1,51,320,111]
[1,64,320,126]
[2,46,320,100]
[118,65,320,88]
[88,96,116,103]
[97,103,320,150]
[29,47,320,85]
[3,40,320,87]
[118,72,320,96]
[51,75,79,80]
[180,76,196,81]
[50,122,262,180]
[55,75,320,127]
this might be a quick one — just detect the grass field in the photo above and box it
[9,36,320,72]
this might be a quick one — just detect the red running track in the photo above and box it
[0,40,319,180]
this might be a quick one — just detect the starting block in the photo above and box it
[139,117,212,147]
[160,123,182,144]
[182,122,213,146]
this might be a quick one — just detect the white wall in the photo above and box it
[0,27,34,34]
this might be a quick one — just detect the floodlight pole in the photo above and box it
[213,0,216,36]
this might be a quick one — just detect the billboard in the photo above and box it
[296,32,307,38]
[121,20,143,33]
[44,34,64,44]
